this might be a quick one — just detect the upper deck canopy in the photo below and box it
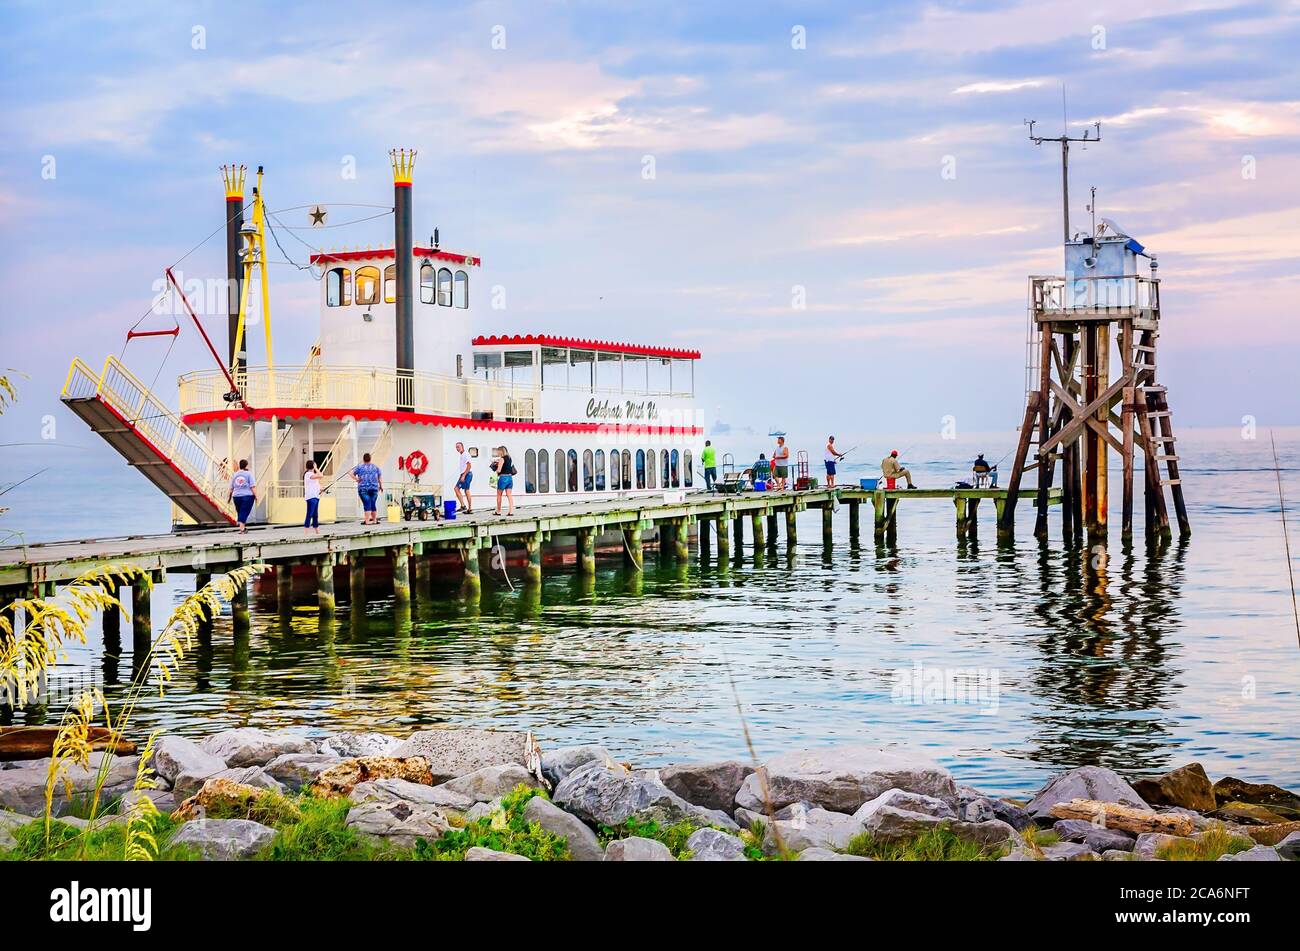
[472,334,700,360]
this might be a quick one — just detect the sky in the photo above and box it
[1,0,1298,455]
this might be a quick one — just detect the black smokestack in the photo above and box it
[391,149,416,412]
[221,165,246,374]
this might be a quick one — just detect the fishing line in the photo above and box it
[489,530,516,592]
[0,468,50,497]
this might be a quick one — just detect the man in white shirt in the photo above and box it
[453,442,474,515]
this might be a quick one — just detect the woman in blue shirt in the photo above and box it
[351,452,383,525]
[228,459,257,533]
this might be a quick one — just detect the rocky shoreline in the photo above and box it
[2,727,1298,861]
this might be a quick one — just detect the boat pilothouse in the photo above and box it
[60,149,705,528]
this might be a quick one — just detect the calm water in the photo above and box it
[3,428,1299,797]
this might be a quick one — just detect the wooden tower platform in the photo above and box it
[998,271,1190,544]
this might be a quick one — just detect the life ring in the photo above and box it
[406,450,429,476]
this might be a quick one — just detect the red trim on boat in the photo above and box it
[309,247,480,266]
[181,406,703,436]
[471,334,700,360]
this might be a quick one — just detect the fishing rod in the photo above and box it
[0,468,50,497]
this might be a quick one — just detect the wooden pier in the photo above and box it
[0,485,1060,641]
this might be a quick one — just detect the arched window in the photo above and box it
[525,449,538,494]
[553,450,565,493]
[595,449,606,491]
[635,450,646,489]
[538,449,550,493]
[454,270,469,308]
[608,450,619,491]
[383,264,397,304]
[684,450,693,488]
[354,266,380,306]
[437,267,453,306]
[568,449,578,492]
[419,263,435,304]
[622,450,632,490]
[326,268,351,306]
[583,450,594,492]
[648,450,658,489]
[670,449,681,488]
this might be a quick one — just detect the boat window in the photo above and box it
[541,347,568,388]
[622,450,632,490]
[538,449,550,493]
[670,358,693,394]
[420,264,435,304]
[326,268,352,306]
[636,449,646,489]
[568,449,578,492]
[608,450,619,491]
[594,450,606,491]
[454,270,469,308]
[384,264,397,304]
[525,449,537,494]
[437,267,453,306]
[684,450,693,487]
[354,266,380,306]
[554,450,566,493]
[648,449,657,489]
[648,357,671,393]
[503,350,535,386]
[583,450,594,492]
[569,350,595,391]
[670,449,681,488]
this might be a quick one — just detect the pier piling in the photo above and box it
[527,530,544,583]
[822,505,834,546]
[316,557,335,616]
[276,564,293,612]
[392,546,411,603]
[414,545,431,598]
[349,555,366,607]
[103,582,123,642]
[673,518,690,562]
[231,574,250,633]
[622,526,642,572]
[461,543,481,599]
[194,573,212,636]
[577,528,596,575]
[785,507,797,546]
[131,576,151,651]
[715,516,731,558]
[848,500,860,543]
[751,512,765,548]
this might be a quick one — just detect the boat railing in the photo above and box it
[1030,274,1160,317]
[178,364,540,421]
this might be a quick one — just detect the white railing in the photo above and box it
[178,364,540,421]
[1031,274,1160,316]
[63,356,236,519]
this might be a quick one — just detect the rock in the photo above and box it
[735,746,957,815]
[0,808,35,831]
[553,762,705,829]
[466,799,501,822]
[1026,766,1149,822]
[963,796,1034,831]
[465,846,529,861]
[857,804,945,842]
[764,805,862,854]
[1212,777,1300,817]
[1157,805,1227,832]
[200,729,315,768]
[998,849,1038,861]
[171,777,296,823]
[604,836,675,861]
[853,788,957,823]
[523,796,603,861]
[1218,845,1281,862]
[686,827,748,861]
[1275,831,1300,860]
[318,731,401,759]
[734,807,766,831]
[1249,820,1300,846]
[349,779,475,812]
[311,756,434,797]
[390,729,538,784]
[168,818,276,860]
[1039,841,1095,861]
[117,789,176,816]
[796,847,873,861]
[1133,832,1186,860]
[442,764,542,803]
[0,826,15,850]
[211,766,283,793]
[0,752,139,816]
[1132,763,1216,813]
[153,734,226,787]
[660,760,753,816]
[1053,819,1135,853]
[1102,849,1134,861]
[264,753,345,792]
[345,800,451,848]
[541,745,613,787]
[950,819,1020,849]
[1212,801,1289,826]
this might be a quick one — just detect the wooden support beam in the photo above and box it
[1121,386,1136,541]
[1043,372,1131,455]
[766,512,779,547]
[577,528,596,575]
[715,517,730,558]
[1034,325,1055,540]
[230,572,250,633]
[1134,395,1171,540]
[461,543,482,599]
[193,574,212,637]
[414,548,432,598]
[732,513,744,551]
[847,500,860,542]
[998,390,1042,538]
[955,497,969,541]
[673,519,689,562]
[276,563,293,613]
[392,547,411,603]
[526,530,544,583]
[103,582,123,643]
[786,506,798,546]
[349,555,366,607]
[131,576,152,654]
[316,557,336,616]
[751,511,765,548]
[622,525,643,572]
[822,504,834,546]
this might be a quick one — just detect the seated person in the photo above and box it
[881,450,917,489]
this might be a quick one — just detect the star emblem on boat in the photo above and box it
[309,205,328,227]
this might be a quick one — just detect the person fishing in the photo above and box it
[228,459,257,533]
[881,449,917,489]
[351,452,383,525]
[971,453,994,487]
[772,436,790,491]
[303,459,322,535]
[824,436,846,487]
[701,439,718,491]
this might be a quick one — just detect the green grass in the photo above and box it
[1156,826,1255,862]
[843,825,1007,861]
[597,815,703,859]
[1,812,198,861]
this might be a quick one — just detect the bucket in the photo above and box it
[444,499,457,520]
[754,480,767,492]
[861,478,878,490]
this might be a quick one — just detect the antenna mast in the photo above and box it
[1025,118,1101,244]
